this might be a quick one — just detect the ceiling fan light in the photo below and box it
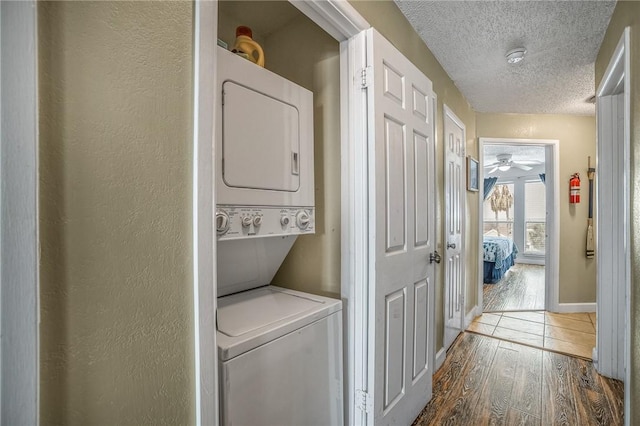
[506,48,527,64]
[498,165,510,171]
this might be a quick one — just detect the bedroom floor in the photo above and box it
[412,332,623,425]
[468,311,596,360]
[483,263,545,311]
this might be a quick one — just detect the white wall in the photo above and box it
[1,1,39,424]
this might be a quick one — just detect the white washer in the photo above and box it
[217,286,343,426]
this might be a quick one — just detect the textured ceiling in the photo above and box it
[394,0,616,115]
[484,144,545,164]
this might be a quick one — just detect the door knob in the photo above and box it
[429,251,441,264]
[447,243,456,249]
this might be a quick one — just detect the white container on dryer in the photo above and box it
[216,46,314,209]
[217,286,344,426]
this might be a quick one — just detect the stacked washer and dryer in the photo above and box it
[214,47,344,425]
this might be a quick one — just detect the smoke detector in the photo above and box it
[506,48,527,64]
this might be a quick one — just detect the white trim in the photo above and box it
[0,2,39,424]
[622,27,631,426]
[478,138,560,313]
[193,2,218,425]
[515,257,545,266]
[595,27,630,417]
[477,144,484,313]
[443,106,466,133]
[340,30,369,426]
[434,347,447,372]
[290,0,369,41]
[555,303,596,313]
[442,105,466,349]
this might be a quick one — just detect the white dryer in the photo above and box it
[215,47,344,426]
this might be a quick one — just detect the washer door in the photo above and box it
[222,81,300,192]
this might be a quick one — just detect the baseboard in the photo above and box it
[515,257,545,266]
[465,305,480,327]
[435,347,446,372]
[554,302,596,313]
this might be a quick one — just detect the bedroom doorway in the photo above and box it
[481,144,546,312]
[476,138,560,317]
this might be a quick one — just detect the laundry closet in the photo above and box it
[215,2,343,425]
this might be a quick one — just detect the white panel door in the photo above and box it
[367,29,436,425]
[443,107,465,350]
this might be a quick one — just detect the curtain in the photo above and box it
[539,173,546,184]
[483,177,498,200]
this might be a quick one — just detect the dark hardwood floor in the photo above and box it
[413,333,623,425]
[484,263,545,312]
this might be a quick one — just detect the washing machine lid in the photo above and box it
[217,286,342,361]
[218,286,323,337]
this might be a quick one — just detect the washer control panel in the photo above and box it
[216,205,315,240]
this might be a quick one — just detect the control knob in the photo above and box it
[296,210,311,230]
[241,215,253,228]
[280,215,290,227]
[253,215,263,227]
[215,210,230,235]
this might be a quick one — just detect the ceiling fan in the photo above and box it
[484,153,542,174]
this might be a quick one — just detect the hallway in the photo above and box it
[412,333,623,425]
[468,311,596,360]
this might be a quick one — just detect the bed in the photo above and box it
[483,235,518,284]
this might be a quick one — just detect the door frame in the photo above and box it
[0,2,40,424]
[442,105,466,349]
[477,138,560,313]
[192,2,219,425]
[595,26,630,416]
[193,1,370,425]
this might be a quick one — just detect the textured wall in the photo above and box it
[349,0,478,351]
[476,114,597,304]
[38,2,195,424]
[595,1,640,422]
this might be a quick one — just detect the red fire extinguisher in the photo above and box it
[570,173,581,203]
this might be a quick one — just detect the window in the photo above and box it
[483,183,514,238]
[525,181,546,254]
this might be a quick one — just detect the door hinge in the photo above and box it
[356,389,372,413]
[360,66,373,89]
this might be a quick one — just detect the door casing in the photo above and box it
[443,105,465,350]
[477,138,560,314]
[0,2,39,424]
[595,27,630,418]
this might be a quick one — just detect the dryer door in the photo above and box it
[222,81,300,192]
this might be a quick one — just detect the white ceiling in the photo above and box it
[394,0,617,115]
[483,145,545,178]
[484,144,545,164]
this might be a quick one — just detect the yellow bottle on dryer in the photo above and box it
[232,26,264,67]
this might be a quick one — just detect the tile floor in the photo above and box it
[467,311,596,359]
